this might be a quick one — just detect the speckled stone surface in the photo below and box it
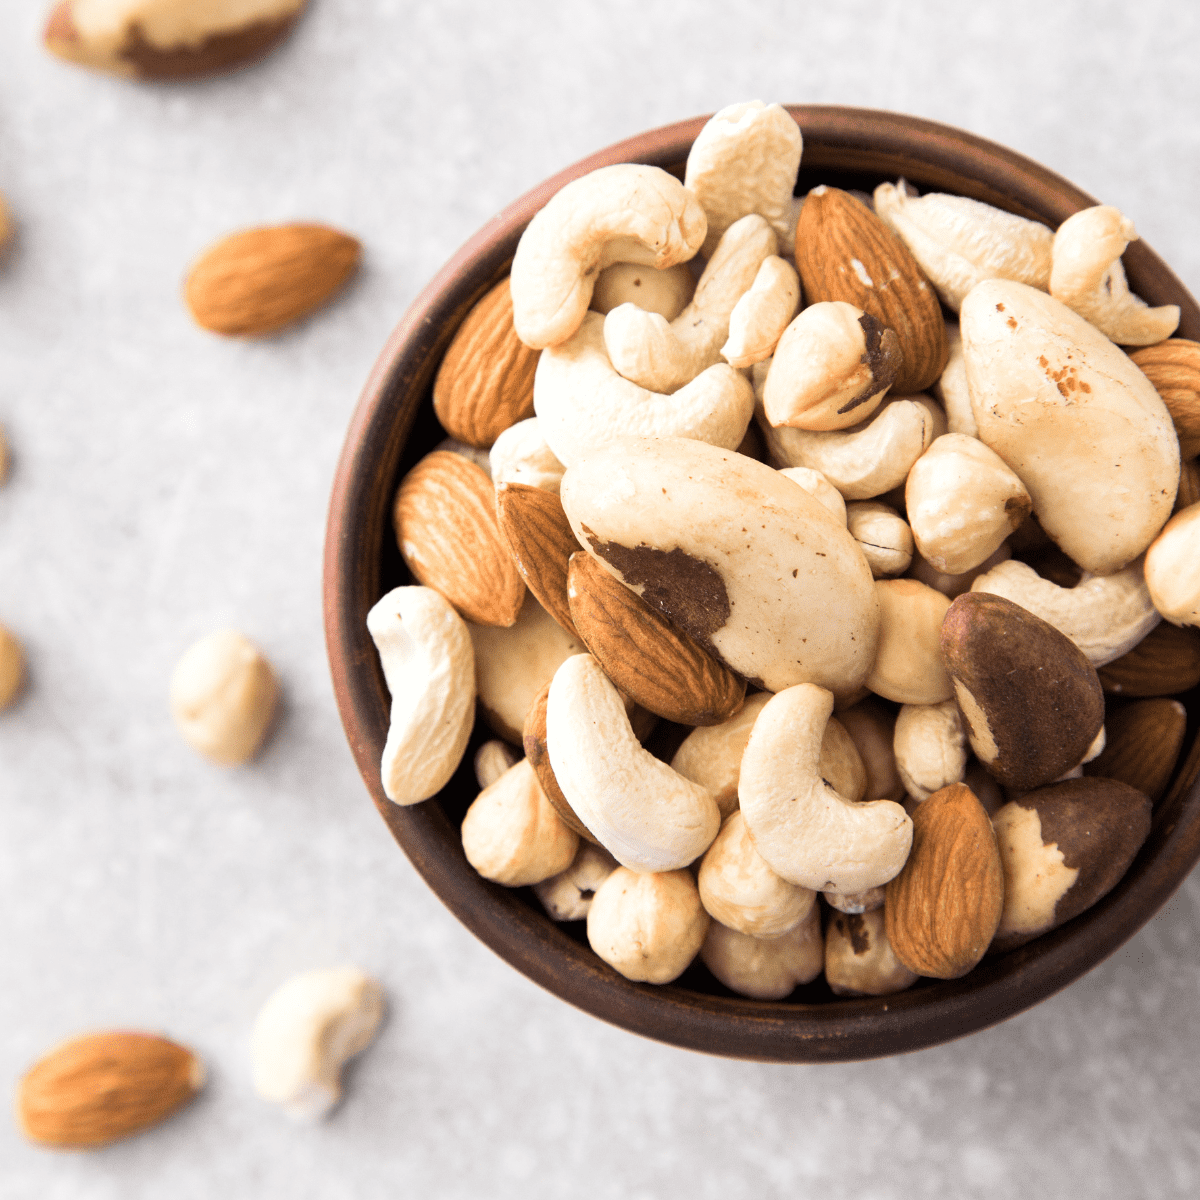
[3,1,1200,1195]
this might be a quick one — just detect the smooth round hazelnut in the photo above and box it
[699,904,824,999]
[846,501,914,578]
[866,579,953,704]
[1145,502,1200,626]
[825,904,919,997]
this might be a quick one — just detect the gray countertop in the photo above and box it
[3,1,1200,1195]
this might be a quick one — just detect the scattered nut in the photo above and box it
[169,629,279,766]
[700,903,823,1000]
[251,967,384,1122]
[0,622,26,711]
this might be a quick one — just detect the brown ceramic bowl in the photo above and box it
[324,105,1200,1061]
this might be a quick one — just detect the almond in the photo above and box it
[433,278,538,448]
[523,680,598,844]
[794,186,948,394]
[567,552,746,726]
[884,782,1004,979]
[1085,698,1187,802]
[184,223,360,337]
[495,482,580,639]
[1129,338,1200,458]
[17,1031,204,1148]
[1097,620,1200,696]
[1175,457,1200,513]
[393,451,525,626]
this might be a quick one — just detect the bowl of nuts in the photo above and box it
[324,103,1200,1061]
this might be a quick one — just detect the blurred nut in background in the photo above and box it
[169,629,280,765]
[0,623,25,711]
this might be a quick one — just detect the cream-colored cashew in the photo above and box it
[836,697,905,803]
[169,629,280,766]
[905,433,1031,574]
[1050,206,1180,346]
[893,700,967,802]
[778,466,847,524]
[534,311,754,467]
[546,654,720,871]
[698,811,816,938]
[0,623,24,711]
[932,323,977,437]
[909,542,1011,599]
[533,841,619,921]
[468,591,584,744]
[846,501,914,578]
[461,757,579,886]
[251,968,385,1122]
[824,905,919,997]
[874,179,1053,311]
[699,903,823,1000]
[867,579,954,705]
[474,740,518,789]
[488,418,566,494]
[970,557,1161,666]
[510,164,706,350]
[762,302,901,431]
[367,586,475,805]
[603,215,777,392]
[590,261,696,319]
[823,886,886,915]
[684,100,803,257]
[758,393,946,500]
[739,684,912,893]
[586,866,710,984]
[1145,503,1200,626]
[721,256,801,368]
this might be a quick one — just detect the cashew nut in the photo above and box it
[367,586,475,805]
[721,256,801,368]
[970,556,1161,666]
[739,684,912,893]
[603,214,777,392]
[545,654,720,872]
[874,179,1053,311]
[533,841,619,921]
[866,579,954,705]
[778,467,847,524]
[846,501,914,578]
[488,418,566,494]
[893,700,968,802]
[684,100,803,257]
[169,629,280,766]
[590,261,695,319]
[534,312,754,467]
[251,968,384,1122]
[699,903,823,1000]
[1049,206,1180,346]
[0,623,25,711]
[1145,503,1200,626]
[931,323,976,436]
[510,163,707,349]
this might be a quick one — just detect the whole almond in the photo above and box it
[567,552,746,726]
[185,223,360,337]
[17,1032,204,1148]
[393,451,525,627]
[795,186,948,394]
[434,278,538,447]
[1129,338,1200,458]
[1097,620,1200,697]
[885,782,1004,979]
[495,482,580,639]
[1085,698,1187,802]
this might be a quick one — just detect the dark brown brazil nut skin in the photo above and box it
[940,591,1104,790]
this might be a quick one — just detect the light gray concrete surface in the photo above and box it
[2,1,1200,1195]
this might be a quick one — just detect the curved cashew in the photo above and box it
[846,501,913,578]
[932,323,977,436]
[590,261,695,319]
[546,654,720,872]
[721,256,801,368]
[970,557,1161,665]
[488,418,566,494]
[1145,504,1200,626]
[534,841,619,921]
[685,100,803,257]
[778,466,847,524]
[251,968,384,1122]
[699,903,823,1000]
[759,393,946,500]
[603,215,777,392]
[893,700,967,802]
[367,586,475,805]
[874,179,1053,311]
[739,684,912,893]
[1050,206,1180,345]
[534,311,754,467]
[510,164,706,349]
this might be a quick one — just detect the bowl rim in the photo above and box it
[324,104,1200,1062]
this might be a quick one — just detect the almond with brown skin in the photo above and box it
[393,451,525,626]
[567,552,745,726]
[794,186,948,394]
[1085,698,1187,802]
[1129,338,1200,458]
[433,278,538,448]
[17,1031,204,1148]
[185,223,360,337]
[1097,620,1200,697]
[884,782,1003,979]
[523,680,598,844]
[1174,457,1200,513]
[44,0,306,81]
[495,482,580,639]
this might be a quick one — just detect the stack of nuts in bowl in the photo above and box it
[369,101,1200,1001]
